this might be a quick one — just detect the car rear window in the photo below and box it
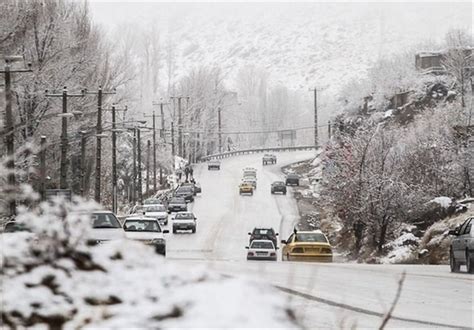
[295,233,328,243]
[92,213,121,229]
[251,241,274,249]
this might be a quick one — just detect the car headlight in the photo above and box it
[322,248,332,254]
[291,247,304,253]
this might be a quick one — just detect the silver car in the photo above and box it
[449,217,474,273]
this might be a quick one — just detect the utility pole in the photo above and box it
[104,105,126,213]
[84,86,116,204]
[45,87,85,190]
[149,101,169,191]
[39,136,46,200]
[171,121,175,158]
[146,139,151,196]
[170,96,189,158]
[137,128,143,204]
[1,56,32,216]
[80,131,87,197]
[309,88,318,149]
[218,107,222,153]
[132,130,137,204]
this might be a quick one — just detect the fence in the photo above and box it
[199,145,316,162]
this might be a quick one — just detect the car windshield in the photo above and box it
[273,182,284,185]
[171,198,185,203]
[124,220,161,232]
[144,199,160,205]
[175,213,194,220]
[295,233,328,243]
[145,205,166,212]
[251,241,274,249]
[92,213,121,228]
[4,222,30,233]
[177,187,192,193]
[253,228,275,236]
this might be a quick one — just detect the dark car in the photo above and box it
[3,221,31,233]
[172,212,197,234]
[449,217,474,273]
[174,186,194,203]
[262,154,277,165]
[208,160,221,170]
[271,181,287,194]
[167,197,187,213]
[285,173,300,186]
[180,182,200,196]
[248,227,279,248]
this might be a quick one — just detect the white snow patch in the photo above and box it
[430,196,452,208]
[380,232,419,264]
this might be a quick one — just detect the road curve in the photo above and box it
[166,151,473,329]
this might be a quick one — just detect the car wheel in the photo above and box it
[466,251,474,274]
[271,190,274,194]
[450,249,460,273]
[192,228,196,233]
[173,228,177,234]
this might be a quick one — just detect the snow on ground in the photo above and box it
[1,199,300,329]
[429,196,453,209]
[379,232,419,264]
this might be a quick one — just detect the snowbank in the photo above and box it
[1,200,300,329]
[379,232,419,264]
[429,196,452,209]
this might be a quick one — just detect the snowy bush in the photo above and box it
[1,199,300,328]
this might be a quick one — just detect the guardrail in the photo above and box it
[200,145,317,162]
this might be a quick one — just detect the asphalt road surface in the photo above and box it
[165,151,473,329]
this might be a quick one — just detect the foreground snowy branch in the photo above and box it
[1,199,300,329]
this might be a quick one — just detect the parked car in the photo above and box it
[172,212,197,234]
[271,181,287,195]
[246,240,278,261]
[123,216,169,256]
[3,221,31,233]
[249,227,278,248]
[88,211,125,245]
[262,154,277,165]
[285,173,300,186]
[208,160,221,170]
[180,182,196,195]
[143,204,168,226]
[174,186,194,203]
[281,230,333,262]
[144,198,161,205]
[239,182,254,195]
[167,197,187,213]
[449,217,474,273]
[130,205,145,215]
[194,182,202,194]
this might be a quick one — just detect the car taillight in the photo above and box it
[292,247,304,253]
[247,252,254,256]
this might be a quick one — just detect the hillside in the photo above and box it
[91,1,471,100]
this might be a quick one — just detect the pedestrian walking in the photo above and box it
[184,166,190,182]
[189,166,194,179]
[177,168,182,182]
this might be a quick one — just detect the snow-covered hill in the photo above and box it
[91,1,471,98]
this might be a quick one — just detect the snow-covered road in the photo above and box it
[166,151,473,329]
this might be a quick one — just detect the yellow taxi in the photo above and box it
[239,182,254,195]
[281,230,333,262]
